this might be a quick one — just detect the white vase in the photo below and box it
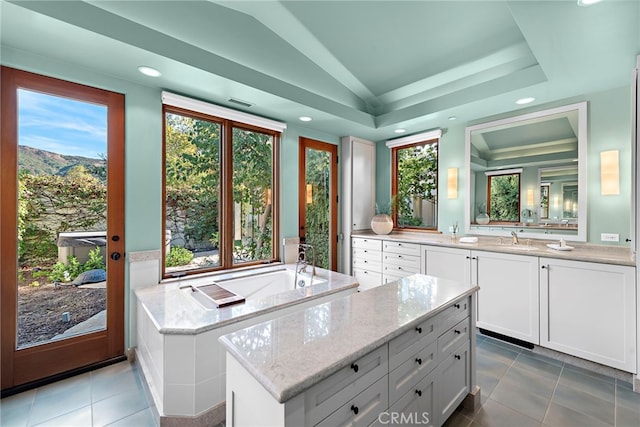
[476,213,490,225]
[371,214,393,234]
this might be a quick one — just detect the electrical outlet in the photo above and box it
[601,233,619,242]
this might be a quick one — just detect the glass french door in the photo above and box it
[298,138,338,270]
[1,67,125,391]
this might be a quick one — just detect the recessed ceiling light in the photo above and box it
[516,97,535,105]
[138,66,161,77]
[394,129,406,134]
[299,116,312,122]
[448,116,457,121]
[577,0,602,6]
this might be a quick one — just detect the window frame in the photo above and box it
[486,171,521,223]
[390,136,440,232]
[162,104,280,279]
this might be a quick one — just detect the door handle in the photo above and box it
[110,252,122,261]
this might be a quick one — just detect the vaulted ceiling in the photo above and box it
[2,0,639,141]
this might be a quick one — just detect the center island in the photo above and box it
[219,274,481,427]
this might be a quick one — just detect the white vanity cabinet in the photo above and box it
[383,241,421,284]
[352,237,383,290]
[421,245,472,285]
[473,251,540,344]
[540,258,636,372]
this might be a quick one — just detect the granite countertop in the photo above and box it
[219,275,479,403]
[352,231,636,267]
[134,264,358,335]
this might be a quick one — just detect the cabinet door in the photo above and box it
[437,341,470,426]
[351,139,375,230]
[540,258,636,372]
[385,369,437,427]
[421,246,471,284]
[473,251,540,344]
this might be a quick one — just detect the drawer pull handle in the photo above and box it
[466,256,471,259]
[454,354,461,360]
[351,405,359,415]
[350,363,359,373]
[415,358,422,365]
[415,327,422,334]
[454,303,461,309]
[454,329,461,335]
[415,389,422,397]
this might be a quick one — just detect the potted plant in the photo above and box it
[476,202,490,225]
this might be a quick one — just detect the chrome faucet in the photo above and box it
[294,244,316,288]
[510,231,519,245]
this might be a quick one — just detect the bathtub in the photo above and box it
[134,264,357,425]
[189,268,327,309]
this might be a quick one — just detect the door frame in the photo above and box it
[298,137,338,270]
[1,67,125,391]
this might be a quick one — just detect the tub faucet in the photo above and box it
[295,244,317,288]
[511,231,519,245]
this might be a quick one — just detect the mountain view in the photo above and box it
[18,145,106,176]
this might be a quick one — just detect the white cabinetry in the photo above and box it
[540,258,636,372]
[341,137,376,273]
[383,241,421,284]
[473,251,540,344]
[422,245,471,285]
[351,237,382,290]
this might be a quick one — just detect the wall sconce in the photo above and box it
[447,168,458,199]
[526,189,534,207]
[306,183,313,204]
[600,150,620,195]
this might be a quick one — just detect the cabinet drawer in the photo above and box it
[352,247,382,262]
[384,241,421,256]
[389,317,438,370]
[438,297,470,335]
[438,317,470,362]
[352,238,382,251]
[389,340,437,405]
[353,268,382,290]
[383,263,420,277]
[316,375,388,427]
[305,345,388,426]
[352,256,382,273]
[383,253,421,270]
[386,369,436,427]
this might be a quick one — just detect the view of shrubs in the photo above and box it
[47,247,106,283]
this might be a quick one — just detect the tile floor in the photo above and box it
[0,361,156,427]
[1,334,640,426]
[445,334,640,427]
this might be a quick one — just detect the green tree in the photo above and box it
[489,174,520,221]
[396,142,438,227]
[303,149,331,269]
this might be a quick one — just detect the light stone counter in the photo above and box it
[134,263,358,335]
[352,230,635,267]
[219,274,479,403]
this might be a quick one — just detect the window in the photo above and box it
[487,171,521,222]
[388,130,441,230]
[162,94,283,277]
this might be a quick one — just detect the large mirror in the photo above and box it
[464,102,587,241]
